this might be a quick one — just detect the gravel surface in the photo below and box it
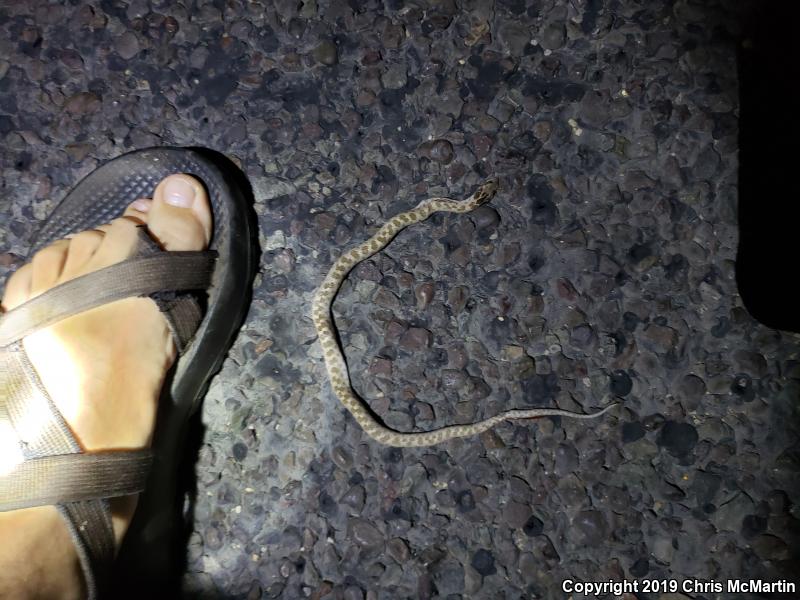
[1,1,799,599]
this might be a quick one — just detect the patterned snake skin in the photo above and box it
[311,180,618,446]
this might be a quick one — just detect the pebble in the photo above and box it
[751,534,790,561]
[64,142,93,162]
[741,514,767,539]
[656,421,699,458]
[204,525,224,551]
[414,401,434,421]
[693,145,721,179]
[382,23,404,49]
[232,442,248,461]
[621,421,646,444]
[331,446,353,470]
[399,327,431,350]
[609,370,633,396]
[572,510,608,547]
[498,21,530,55]
[711,492,754,534]
[386,538,410,563]
[341,485,366,513]
[349,518,384,548]
[64,92,101,116]
[570,323,594,347]
[487,97,515,123]
[313,39,338,66]
[652,536,675,564]
[630,557,649,577]
[415,282,435,308]
[766,490,790,514]
[732,350,767,377]
[440,369,468,391]
[677,374,706,403]
[689,470,721,505]
[464,565,483,595]
[471,205,500,232]
[381,64,407,90]
[554,443,579,476]
[115,32,140,59]
[503,501,532,529]
[470,549,496,577]
[433,560,464,595]
[455,489,476,512]
[343,586,364,600]
[428,139,454,164]
[523,515,544,537]
[384,410,413,432]
[641,323,679,353]
[540,23,566,50]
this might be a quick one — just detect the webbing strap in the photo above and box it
[0,449,153,512]
[0,251,216,347]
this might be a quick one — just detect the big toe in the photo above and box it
[145,174,213,251]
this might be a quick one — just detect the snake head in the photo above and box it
[475,178,499,205]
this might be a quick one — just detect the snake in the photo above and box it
[311,179,618,447]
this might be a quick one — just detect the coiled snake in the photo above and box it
[311,180,617,446]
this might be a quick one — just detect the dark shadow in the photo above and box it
[736,2,800,333]
[736,5,800,590]
[111,148,259,599]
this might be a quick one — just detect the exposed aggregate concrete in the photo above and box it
[1,1,798,599]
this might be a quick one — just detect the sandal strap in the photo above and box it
[57,501,115,599]
[1,345,118,599]
[133,227,206,351]
[1,341,81,456]
[0,450,153,511]
[0,250,216,348]
[153,293,204,351]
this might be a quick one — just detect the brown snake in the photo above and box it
[311,180,618,446]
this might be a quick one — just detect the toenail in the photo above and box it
[132,199,151,212]
[164,178,196,208]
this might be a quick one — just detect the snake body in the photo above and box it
[311,180,617,447]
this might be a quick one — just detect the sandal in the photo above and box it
[0,147,258,598]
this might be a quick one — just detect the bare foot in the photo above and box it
[0,174,213,599]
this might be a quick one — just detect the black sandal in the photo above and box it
[0,147,258,598]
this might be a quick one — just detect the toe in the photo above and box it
[29,240,70,299]
[60,230,105,282]
[1,263,33,311]
[146,174,212,251]
[87,217,144,270]
[123,198,152,224]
